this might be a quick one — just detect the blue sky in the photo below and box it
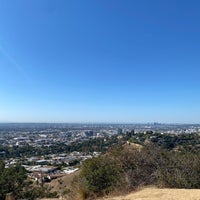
[1,0,200,123]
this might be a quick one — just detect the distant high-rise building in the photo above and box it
[117,128,122,134]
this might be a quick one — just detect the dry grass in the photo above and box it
[100,187,200,200]
[45,170,80,196]
[40,187,200,200]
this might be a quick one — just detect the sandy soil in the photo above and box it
[41,186,200,200]
[101,187,200,200]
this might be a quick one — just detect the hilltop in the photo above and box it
[100,187,200,200]
[40,187,200,200]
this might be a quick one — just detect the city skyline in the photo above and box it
[1,0,200,123]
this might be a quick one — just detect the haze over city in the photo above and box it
[1,0,200,123]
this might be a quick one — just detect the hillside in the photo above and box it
[100,187,200,200]
[40,187,200,200]
[46,170,80,195]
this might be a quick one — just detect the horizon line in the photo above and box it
[0,121,199,125]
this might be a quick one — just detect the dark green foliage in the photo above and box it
[0,161,57,200]
[126,132,200,151]
[81,156,123,195]
[0,159,5,171]
[0,161,27,200]
[0,136,122,159]
[76,144,200,199]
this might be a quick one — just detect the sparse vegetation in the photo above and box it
[0,160,59,200]
[70,143,200,199]
[1,132,200,200]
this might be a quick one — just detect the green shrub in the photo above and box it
[156,152,200,188]
[72,144,200,199]
[80,155,124,196]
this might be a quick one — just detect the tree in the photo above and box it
[81,155,123,195]
[0,163,27,199]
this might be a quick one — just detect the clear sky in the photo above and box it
[1,0,200,123]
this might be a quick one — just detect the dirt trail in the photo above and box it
[101,187,200,200]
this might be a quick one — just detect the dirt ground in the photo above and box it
[101,187,200,200]
[45,170,80,194]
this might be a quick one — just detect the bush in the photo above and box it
[108,145,162,190]
[156,152,200,188]
[69,176,89,200]
[0,162,27,200]
[80,155,124,196]
[72,144,200,199]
